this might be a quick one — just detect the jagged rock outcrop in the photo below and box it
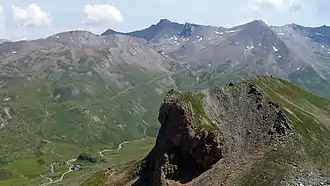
[134,90,225,186]
[134,83,293,186]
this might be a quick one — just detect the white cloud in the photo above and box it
[0,5,5,31]
[249,0,302,11]
[83,4,124,25]
[12,3,52,27]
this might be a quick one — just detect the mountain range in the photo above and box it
[103,19,330,98]
[0,19,329,185]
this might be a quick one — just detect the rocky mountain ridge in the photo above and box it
[102,19,330,99]
[99,77,330,186]
[134,78,293,186]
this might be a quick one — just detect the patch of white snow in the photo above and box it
[315,32,324,36]
[226,30,238,33]
[244,45,255,54]
[56,36,59,39]
[277,33,285,35]
[272,45,279,52]
[198,37,203,42]
[247,45,254,50]
[12,51,16,54]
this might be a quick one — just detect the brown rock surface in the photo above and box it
[134,83,293,186]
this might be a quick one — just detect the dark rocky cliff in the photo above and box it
[134,82,293,186]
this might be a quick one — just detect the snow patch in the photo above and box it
[12,51,16,54]
[277,33,285,35]
[279,55,282,58]
[272,45,279,52]
[244,45,255,54]
[226,30,238,33]
[198,37,203,42]
[321,45,325,48]
[297,67,300,70]
[208,63,212,67]
[215,31,224,35]
[56,36,59,39]
[247,45,254,50]
[169,36,178,41]
[315,32,324,36]
[235,41,239,44]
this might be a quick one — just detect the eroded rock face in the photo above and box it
[134,84,293,186]
[134,90,225,186]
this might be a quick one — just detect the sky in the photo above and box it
[0,0,329,41]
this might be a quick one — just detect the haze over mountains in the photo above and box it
[0,18,330,185]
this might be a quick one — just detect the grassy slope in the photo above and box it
[230,76,330,186]
[0,63,170,185]
[72,138,155,186]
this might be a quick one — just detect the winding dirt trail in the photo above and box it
[98,141,131,157]
[39,158,77,186]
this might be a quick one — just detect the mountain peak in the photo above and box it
[102,28,123,36]
[245,20,269,27]
[157,18,173,25]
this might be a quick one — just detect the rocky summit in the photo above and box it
[99,77,330,186]
[134,78,293,186]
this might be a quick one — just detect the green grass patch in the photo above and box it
[179,92,218,131]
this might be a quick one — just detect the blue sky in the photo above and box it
[0,0,329,41]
